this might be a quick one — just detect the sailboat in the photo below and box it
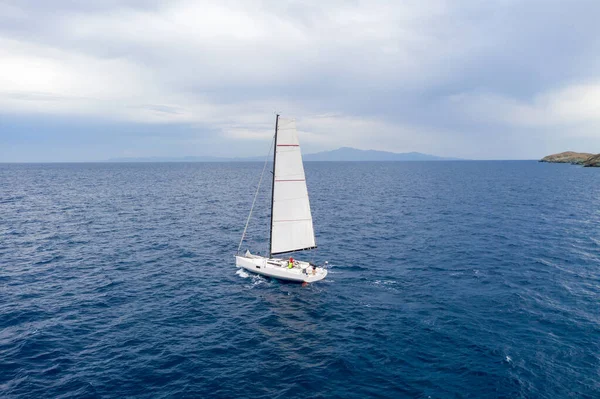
[235,115,328,283]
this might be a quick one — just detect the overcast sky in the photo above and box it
[1,0,599,161]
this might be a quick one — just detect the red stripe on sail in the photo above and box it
[276,144,299,147]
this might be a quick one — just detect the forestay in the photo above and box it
[270,118,316,255]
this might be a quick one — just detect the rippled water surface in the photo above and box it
[1,161,599,398]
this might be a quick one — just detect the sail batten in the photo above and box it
[270,117,316,255]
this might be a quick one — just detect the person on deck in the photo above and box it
[288,257,294,268]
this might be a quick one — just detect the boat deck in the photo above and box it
[235,252,327,283]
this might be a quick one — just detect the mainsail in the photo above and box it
[270,117,316,256]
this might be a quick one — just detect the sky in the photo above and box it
[1,0,600,162]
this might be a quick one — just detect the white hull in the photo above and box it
[235,252,327,283]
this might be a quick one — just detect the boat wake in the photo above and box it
[236,268,269,287]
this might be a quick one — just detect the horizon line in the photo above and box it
[0,159,542,164]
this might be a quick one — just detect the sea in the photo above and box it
[1,161,599,398]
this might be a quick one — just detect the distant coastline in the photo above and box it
[107,147,464,163]
[539,151,600,167]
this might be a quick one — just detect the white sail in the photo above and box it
[270,117,316,255]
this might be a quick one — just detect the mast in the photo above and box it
[269,114,279,258]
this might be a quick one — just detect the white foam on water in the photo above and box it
[250,275,267,287]
[236,268,250,279]
[378,280,397,285]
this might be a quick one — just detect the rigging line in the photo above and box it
[237,134,275,255]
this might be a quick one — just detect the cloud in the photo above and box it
[446,82,600,131]
[1,0,600,161]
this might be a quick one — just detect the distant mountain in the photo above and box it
[303,147,460,161]
[106,155,263,162]
[107,147,461,162]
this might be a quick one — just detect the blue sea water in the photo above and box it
[1,161,599,398]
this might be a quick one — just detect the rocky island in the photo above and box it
[540,151,600,167]
[583,154,600,167]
